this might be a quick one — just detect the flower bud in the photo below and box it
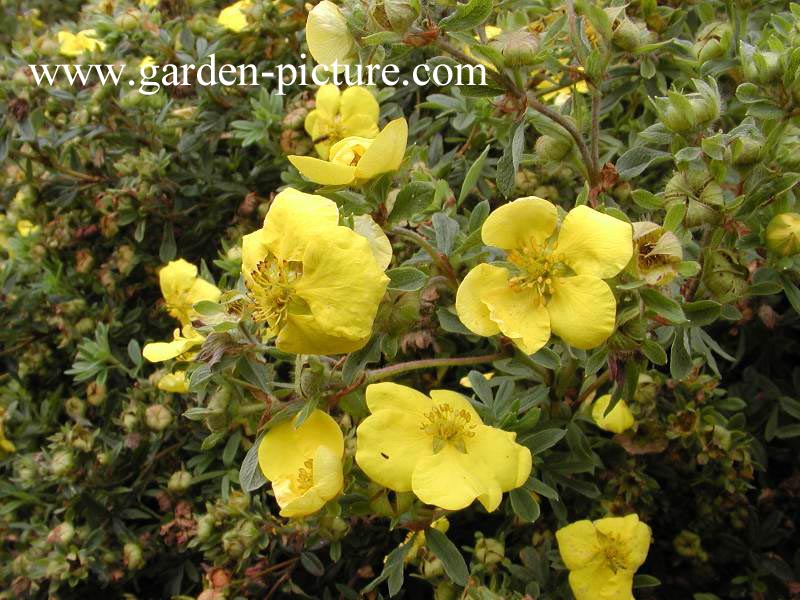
[422,556,445,577]
[124,542,144,570]
[222,521,259,558]
[652,81,720,133]
[664,168,723,227]
[370,0,419,33]
[168,470,193,493]
[50,450,75,476]
[740,43,781,84]
[489,30,540,67]
[766,213,800,256]
[535,134,572,161]
[731,136,762,165]
[693,22,732,63]
[145,404,173,432]
[434,582,459,600]
[612,18,647,51]
[47,522,76,545]
[474,536,505,566]
[703,249,748,303]
[630,222,682,286]
[196,514,215,541]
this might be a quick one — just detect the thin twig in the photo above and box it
[391,226,459,288]
[365,351,508,382]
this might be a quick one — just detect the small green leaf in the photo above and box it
[387,267,428,291]
[640,288,687,323]
[509,488,541,523]
[458,145,490,204]
[425,528,469,586]
[440,0,493,31]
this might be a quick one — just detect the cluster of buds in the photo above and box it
[664,167,724,227]
[651,80,721,134]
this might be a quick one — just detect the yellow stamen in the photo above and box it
[246,256,302,334]
[420,404,477,453]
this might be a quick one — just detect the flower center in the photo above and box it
[420,404,477,453]
[246,256,302,335]
[329,138,372,167]
[597,532,628,573]
[506,240,566,300]
[295,458,314,494]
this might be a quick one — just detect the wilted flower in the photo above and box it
[355,383,532,511]
[241,188,389,354]
[258,410,344,517]
[289,117,407,186]
[630,221,682,286]
[766,212,800,256]
[305,84,380,159]
[58,29,105,57]
[556,514,651,600]
[217,0,252,32]
[456,197,633,354]
[591,394,635,434]
[306,1,355,68]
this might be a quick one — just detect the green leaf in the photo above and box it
[437,307,473,334]
[300,552,325,577]
[663,203,686,231]
[616,147,672,180]
[458,145,490,204]
[640,288,687,323]
[432,212,460,255]
[520,428,566,453]
[343,335,383,385]
[424,528,469,586]
[641,338,667,365]
[509,488,541,522]
[670,328,692,380]
[682,300,721,326]
[239,438,265,491]
[390,182,435,224]
[440,0,493,32]
[781,274,800,314]
[746,281,783,296]
[159,223,176,262]
[496,122,526,198]
[387,267,427,291]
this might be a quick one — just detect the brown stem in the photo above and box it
[578,370,611,403]
[365,351,508,382]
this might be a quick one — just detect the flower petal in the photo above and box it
[355,118,408,180]
[340,86,379,124]
[365,382,431,415]
[258,410,343,482]
[315,83,341,118]
[595,515,651,570]
[466,425,532,491]
[547,275,616,349]
[289,155,357,186]
[356,408,432,492]
[556,520,601,570]
[483,285,551,355]
[353,214,392,271]
[591,394,635,434]
[568,562,635,600]
[455,264,509,337]
[342,114,380,140]
[142,327,203,363]
[294,225,388,340]
[556,205,633,278]
[278,313,370,355]
[411,445,502,511]
[306,0,354,67]
[259,187,340,262]
[481,196,558,250]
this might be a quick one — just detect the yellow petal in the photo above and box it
[157,371,189,393]
[355,118,408,180]
[289,154,357,186]
[341,114,380,140]
[217,0,251,32]
[306,0,354,67]
[568,562,635,600]
[258,409,343,482]
[466,425,532,491]
[276,445,344,517]
[591,394,635,434]
[258,187,340,262]
[352,214,392,271]
[455,264,508,337]
[556,205,633,279]
[365,382,431,415]
[483,284,551,355]
[481,196,558,250]
[547,275,616,349]
[355,408,432,492]
[277,313,370,355]
[340,86,379,124]
[315,83,341,117]
[411,445,502,511]
[595,514,651,570]
[294,225,388,341]
[459,371,494,389]
[556,520,601,570]
[142,327,203,363]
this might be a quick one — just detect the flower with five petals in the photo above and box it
[305,84,380,159]
[456,197,633,354]
[355,383,532,511]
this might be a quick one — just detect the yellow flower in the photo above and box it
[0,407,15,459]
[143,324,204,363]
[355,383,532,511]
[158,259,222,326]
[140,56,156,70]
[766,212,800,256]
[16,220,39,237]
[218,0,253,32]
[258,410,344,517]
[591,394,634,434]
[58,29,105,57]
[305,84,380,159]
[241,188,389,354]
[556,514,651,600]
[456,197,633,354]
[288,118,407,186]
[305,0,355,68]
[157,370,189,393]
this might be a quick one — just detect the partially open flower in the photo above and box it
[58,29,105,57]
[258,410,344,517]
[289,118,407,186]
[591,395,635,434]
[157,370,190,393]
[630,221,682,286]
[356,383,532,511]
[305,84,380,159]
[306,1,355,68]
[556,514,651,600]
[766,212,800,257]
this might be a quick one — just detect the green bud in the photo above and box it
[422,556,445,578]
[489,30,540,67]
[731,136,762,165]
[703,249,748,303]
[612,18,647,51]
[50,450,75,476]
[766,212,800,256]
[65,397,86,421]
[124,542,144,570]
[434,582,459,600]
[145,404,173,432]
[740,42,781,84]
[474,536,505,566]
[370,0,419,33]
[693,22,732,63]
[664,168,723,228]
[168,470,193,493]
[196,514,215,541]
[86,381,106,406]
[652,81,720,133]
[48,522,76,545]
[535,134,572,161]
